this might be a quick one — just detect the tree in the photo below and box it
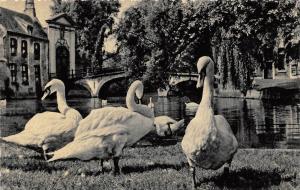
[116,0,299,94]
[50,0,120,69]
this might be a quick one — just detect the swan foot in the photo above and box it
[190,167,197,188]
[110,157,120,176]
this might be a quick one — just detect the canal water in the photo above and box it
[0,95,299,149]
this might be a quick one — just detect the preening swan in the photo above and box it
[154,116,185,137]
[181,56,238,188]
[47,80,154,175]
[1,79,82,160]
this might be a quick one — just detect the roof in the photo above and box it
[46,13,76,27]
[0,7,48,40]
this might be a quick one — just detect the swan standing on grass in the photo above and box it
[181,56,238,188]
[47,80,154,175]
[1,79,82,160]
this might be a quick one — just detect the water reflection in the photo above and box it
[0,95,299,149]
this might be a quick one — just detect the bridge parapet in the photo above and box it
[49,67,125,80]
[74,71,127,97]
[169,72,198,86]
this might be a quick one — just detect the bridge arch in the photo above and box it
[74,72,127,97]
[169,73,198,86]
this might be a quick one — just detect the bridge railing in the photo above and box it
[49,67,125,80]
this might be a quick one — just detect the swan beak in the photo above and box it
[41,88,50,100]
[138,99,142,104]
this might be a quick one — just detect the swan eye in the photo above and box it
[198,70,206,79]
[43,86,51,94]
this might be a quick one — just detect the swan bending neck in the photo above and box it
[126,82,154,118]
[126,85,138,112]
[56,90,69,114]
[199,76,214,107]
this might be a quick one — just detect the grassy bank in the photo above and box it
[0,142,299,190]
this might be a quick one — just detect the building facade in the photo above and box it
[46,14,76,82]
[0,0,76,98]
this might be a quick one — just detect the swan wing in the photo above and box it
[25,111,65,130]
[75,106,152,138]
[48,126,128,161]
[214,115,238,154]
[2,112,66,147]
[75,107,126,135]
[75,108,153,146]
[154,116,176,125]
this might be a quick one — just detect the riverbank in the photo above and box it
[0,142,299,190]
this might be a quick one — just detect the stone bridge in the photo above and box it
[156,72,199,96]
[75,71,127,97]
[169,72,198,86]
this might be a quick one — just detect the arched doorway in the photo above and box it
[56,46,69,82]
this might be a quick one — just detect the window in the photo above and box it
[21,40,28,58]
[9,64,17,83]
[34,43,40,60]
[21,64,29,85]
[10,38,17,56]
[27,25,33,35]
[34,65,41,82]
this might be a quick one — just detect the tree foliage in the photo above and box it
[50,0,120,68]
[116,0,299,93]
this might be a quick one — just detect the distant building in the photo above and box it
[254,26,300,80]
[0,0,76,98]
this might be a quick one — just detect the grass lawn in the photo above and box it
[0,142,299,190]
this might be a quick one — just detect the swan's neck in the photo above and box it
[56,90,69,115]
[198,75,214,109]
[126,85,153,118]
[126,86,138,111]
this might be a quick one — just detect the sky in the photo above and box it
[0,0,137,52]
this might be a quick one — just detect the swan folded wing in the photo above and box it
[75,107,134,136]
[25,112,65,130]
[214,115,238,156]
[23,111,79,147]
[48,126,128,161]
[154,116,177,125]
[65,109,82,122]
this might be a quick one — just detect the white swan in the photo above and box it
[47,80,154,175]
[1,79,82,160]
[181,56,238,188]
[0,99,6,108]
[185,102,199,112]
[154,116,185,137]
[182,96,199,112]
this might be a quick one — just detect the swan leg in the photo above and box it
[42,149,48,161]
[224,158,233,174]
[100,159,104,174]
[111,157,120,176]
[190,167,197,188]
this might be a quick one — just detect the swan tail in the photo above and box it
[47,141,87,162]
[1,132,40,147]
[171,119,185,132]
